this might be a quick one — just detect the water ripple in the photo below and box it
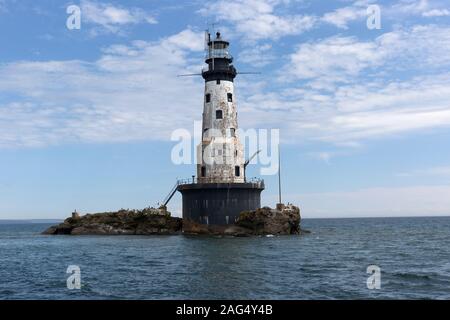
[0,217,449,299]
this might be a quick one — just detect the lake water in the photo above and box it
[0,217,449,299]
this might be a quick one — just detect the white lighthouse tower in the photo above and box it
[177,31,264,225]
[198,31,245,183]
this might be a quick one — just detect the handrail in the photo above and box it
[162,181,179,206]
[163,177,264,206]
[205,52,233,60]
[177,177,264,186]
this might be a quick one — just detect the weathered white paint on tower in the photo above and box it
[197,79,245,183]
[177,31,265,226]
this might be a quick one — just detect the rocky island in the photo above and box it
[43,204,308,236]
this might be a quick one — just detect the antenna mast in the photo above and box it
[278,143,282,205]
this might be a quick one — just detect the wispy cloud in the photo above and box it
[385,0,450,19]
[233,24,450,145]
[199,0,317,41]
[284,24,450,84]
[238,44,274,67]
[285,36,382,82]
[321,4,367,29]
[0,29,204,148]
[390,0,430,16]
[2,1,450,149]
[423,9,450,17]
[239,72,450,145]
[80,0,157,35]
[2,23,450,148]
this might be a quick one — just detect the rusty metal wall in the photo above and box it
[178,183,264,225]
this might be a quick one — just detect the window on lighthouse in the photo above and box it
[205,94,211,103]
[226,128,235,138]
[216,110,223,119]
[235,166,240,177]
[227,93,233,102]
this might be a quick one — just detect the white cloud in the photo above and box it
[321,5,367,29]
[326,106,450,141]
[238,44,275,67]
[284,25,450,83]
[200,0,448,40]
[390,0,430,15]
[3,24,450,148]
[284,185,450,218]
[286,36,382,81]
[237,25,450,144]
[253,24,450,143]
[81,0,157,35]
[423,9,450,17]
[164,29,205,51]
[2,19,450,149]
[382,0,450,22]
[240,72,450,144]
[0,29,204,148]
[199,0,317,41]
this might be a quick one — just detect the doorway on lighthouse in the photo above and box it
[201,166,206,177]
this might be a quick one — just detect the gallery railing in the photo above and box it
[177,177,264,187]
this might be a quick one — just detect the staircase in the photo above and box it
[162,181,179,207]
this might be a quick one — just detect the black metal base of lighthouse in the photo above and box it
[177,182,264,225]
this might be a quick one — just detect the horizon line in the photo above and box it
[1,214,450,223]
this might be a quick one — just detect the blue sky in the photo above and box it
[1,0,450,219]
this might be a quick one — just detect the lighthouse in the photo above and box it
[177,31,264,225]
[198,31,245,184]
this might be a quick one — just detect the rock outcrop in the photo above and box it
[42,207,182,235]
[43,204,308,236]
[236,204,302,235]
[183,204,307,236]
